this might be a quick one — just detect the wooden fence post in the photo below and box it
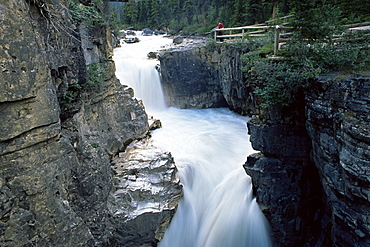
[242,28,245,41]
[214,30,217,41]
[274,25,280,55]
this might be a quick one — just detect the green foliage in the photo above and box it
[286,37,370,74]
[91,142,100,148]
[61,62,107,108]
[67,0,105,26]
[290,0,370,24]
[203,38,222,51]
[112,0,280,33]
[241,2,370,108]
[241,45,321,108]
[291,5,344,43]
[60,90,75,108]
[257,42,274,56]
[86,62,107,91]
[109,0,370,33]
[253,59,320,107]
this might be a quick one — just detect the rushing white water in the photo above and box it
[113,32,171,113]
[113,33,272,247]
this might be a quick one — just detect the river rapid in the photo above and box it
[113,33,272,247]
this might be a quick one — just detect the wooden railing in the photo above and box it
[213,16,370,55]
[213,24,269,41]
[212,24,291,55]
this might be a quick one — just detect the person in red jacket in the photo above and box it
[217,21,224,41]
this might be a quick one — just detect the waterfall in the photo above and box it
[113,34,272,247]
[113,32,170,113]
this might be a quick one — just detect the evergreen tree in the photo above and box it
[150,0,160,28]
[182,0,192,24]
[123,1,138,26]
[111,0,369,34]
[245,0,265,25]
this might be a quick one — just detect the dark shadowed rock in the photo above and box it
[305,76,370,247]
[244,102,329,247]
[159,44,255,115]
[148,51,158,59]
[173,36,184,44]
[142,28,153,36]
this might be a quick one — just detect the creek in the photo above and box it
[113,33,272,247]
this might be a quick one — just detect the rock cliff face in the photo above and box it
[244,100,330,246]
[159,44,256,115]
[244,76,370,247]
[305,76,370,247]
[0,0,180,246]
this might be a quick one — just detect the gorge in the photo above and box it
[158,41,370,247]
[114,34,272,247]
[1,0,369,246]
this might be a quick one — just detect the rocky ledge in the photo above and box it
[108,136,182,246]
[158,39,254,114]
[244,75,370,247]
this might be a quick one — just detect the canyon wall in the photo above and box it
[0,0,180,246]
[159,44,370,246]
[244,100,328,246]
[159,44,256,115]
[305,76,370,246]
[245,76,370,247]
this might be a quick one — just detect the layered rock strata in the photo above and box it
[159,44,256,115]
[0,0,181,246]
[245,76,370,246]
[305,76,370,247]
[244,100,328,247]
[109,137,182,246]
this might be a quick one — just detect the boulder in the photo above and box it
[147,51,158,59]
[142,28,153,36]
[158,44,254,114]
[155,30,167,35]
[173,36,184,44]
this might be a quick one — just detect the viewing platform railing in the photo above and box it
[212,24,292,55]
[213,16,370,55]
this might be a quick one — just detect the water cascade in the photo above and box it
[113,33,272,247]
[114,33,170,113]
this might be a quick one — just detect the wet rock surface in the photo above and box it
[108,137,182,245]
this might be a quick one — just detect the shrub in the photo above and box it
[67,0,105,27]
[91,142,100,148]
[86,62,107,91]
[60,62,107,108]
[252,60,320,108]
[241,5,370,108]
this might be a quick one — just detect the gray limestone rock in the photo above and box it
[0,0,179,246]
[108,137,182,245]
